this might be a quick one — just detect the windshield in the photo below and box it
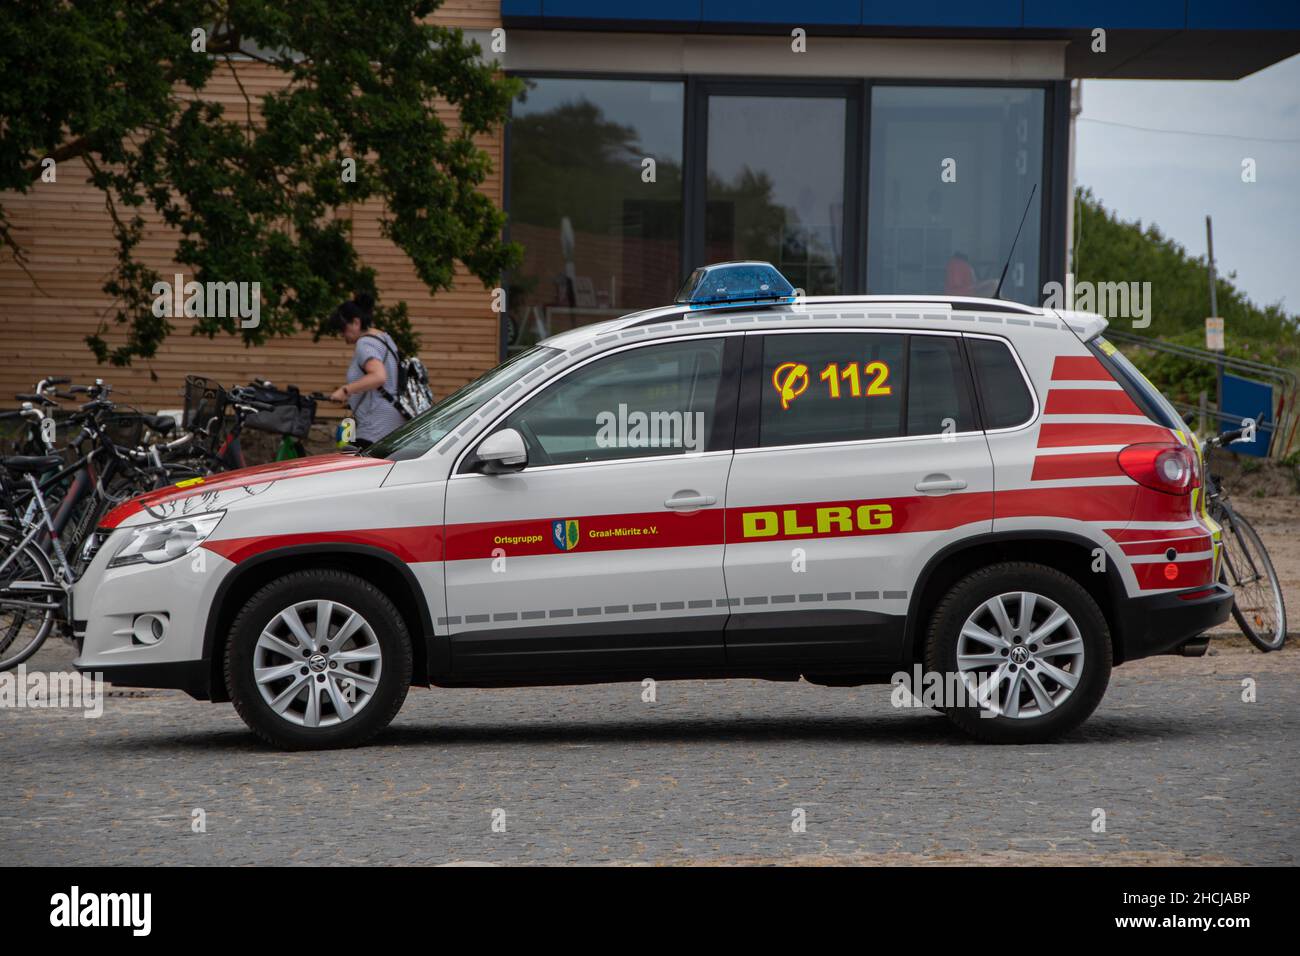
[364,346,559,461]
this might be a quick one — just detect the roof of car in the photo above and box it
[541,295,1109,352]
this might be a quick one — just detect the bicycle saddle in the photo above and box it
[141,414,176,435]
[1,454,62,474]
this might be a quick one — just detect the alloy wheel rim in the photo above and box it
[955,591,1085,719]
[253,599,382,728]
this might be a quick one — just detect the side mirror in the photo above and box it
[476,427,528,474]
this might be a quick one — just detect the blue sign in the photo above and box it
[1221,372,1274,457]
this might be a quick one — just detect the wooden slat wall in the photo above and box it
[0,0,503,417]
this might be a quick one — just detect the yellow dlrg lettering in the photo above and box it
[857,504,893,530]
[782,509,814,535]
[816,506,853,534]
[743,511,779,538]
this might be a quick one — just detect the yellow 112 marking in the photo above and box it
[817,361,891,399]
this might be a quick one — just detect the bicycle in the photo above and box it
[1203,426,1288,651]
[0,454,76,670]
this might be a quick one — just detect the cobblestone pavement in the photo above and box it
[2,637,1295,866]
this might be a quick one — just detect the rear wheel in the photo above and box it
[225,569,412,750]
[925,562,1111,743]
[1219,514,1287,651]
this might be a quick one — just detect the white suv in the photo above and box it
[73,262,1231,748]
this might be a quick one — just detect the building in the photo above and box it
[4,1,1298,412]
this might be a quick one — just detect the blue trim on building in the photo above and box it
[502,0,1300,30]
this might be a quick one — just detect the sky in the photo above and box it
[1075,52,1300,315]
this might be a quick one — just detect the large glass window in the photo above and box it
[507,78,684,355]
[706,94,847,296]
[868,86,1044,305]
[502,339,726,467]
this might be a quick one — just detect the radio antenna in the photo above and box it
[993,184,1038,300]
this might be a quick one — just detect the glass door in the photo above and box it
[691,82,860,296]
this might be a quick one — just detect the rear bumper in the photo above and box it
[1115,583,1233,663]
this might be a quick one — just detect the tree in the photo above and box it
[0,0,521,363]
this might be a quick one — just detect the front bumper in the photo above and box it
[1115,582,1234,663]
[71,536,233,697]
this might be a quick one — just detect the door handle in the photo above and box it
[915,475,967,493]
[665,492,717,509]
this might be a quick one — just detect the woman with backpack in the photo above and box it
[327,293,406,448]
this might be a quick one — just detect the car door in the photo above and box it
[722,328,994,667]
[442,334,741,679]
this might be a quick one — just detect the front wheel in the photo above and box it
[1219,513,1287,651]
[225,569,412,750]
[925,562,1112,744]
[0,527,58,671]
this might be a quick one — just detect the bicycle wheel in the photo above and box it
[0,526,58,671]
[1219,512,1288,651]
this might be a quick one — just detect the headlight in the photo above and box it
[108,512,225,568]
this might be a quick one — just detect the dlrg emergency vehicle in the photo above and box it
[72,262,1231,748]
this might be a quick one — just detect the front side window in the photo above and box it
[759,333,905,447]
[499,339,726,467]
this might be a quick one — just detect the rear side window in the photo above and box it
[968,337,1035,429]
[758,333,905,446]
[907,335,975,436]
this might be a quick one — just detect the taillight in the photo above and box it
[1118,442,1198,495]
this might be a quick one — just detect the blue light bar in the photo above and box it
[675,261,796,309]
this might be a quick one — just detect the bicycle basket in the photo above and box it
[182,375,230,451]
[102,406,145,448]
[241,382,316,439]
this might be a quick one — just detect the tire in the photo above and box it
[924,562,1112,744]
[225,569,412,750]
[0,526,58,671]
[1221,515,1287,652]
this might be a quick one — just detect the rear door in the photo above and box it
[443,334,741,679]
[722,328,994,667]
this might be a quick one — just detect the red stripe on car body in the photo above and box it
[1030,452,1123,481]
[1043,389,1143,416]
[204,526,443,564]
[100,454,389,528]
[1037,422,1174,448]
[1050,355,1110,381]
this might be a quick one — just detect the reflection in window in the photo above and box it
[507,78,684,355]
[706,95,846,296]
[505,339,725,466]
[868,87,1044,305]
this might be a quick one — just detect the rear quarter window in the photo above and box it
[967,337,1035,429]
